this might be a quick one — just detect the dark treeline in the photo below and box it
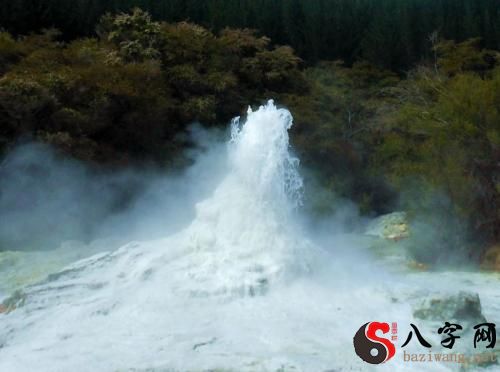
[1,0,500,71]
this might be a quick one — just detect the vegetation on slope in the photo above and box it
[0,8,499,262]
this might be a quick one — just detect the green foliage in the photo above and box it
[282,38,499,254]
[0,10,304,162]
[0,31,23,75]
[97,8,163,62]
[372,41,500,248]
[434,38,498,76]
[0,77,56,134]
[283,60,400,214]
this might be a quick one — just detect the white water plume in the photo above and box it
[0,101,321,369]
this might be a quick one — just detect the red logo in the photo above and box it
[353,322,396,364]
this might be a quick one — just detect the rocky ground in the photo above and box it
[1,212,499,371]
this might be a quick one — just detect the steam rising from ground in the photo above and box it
[0,128,227,252]
[0,101,497,372]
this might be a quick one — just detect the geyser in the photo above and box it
[1,101,496,372]
[0,101,325,370]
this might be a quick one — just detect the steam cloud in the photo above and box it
[0,127,227,253]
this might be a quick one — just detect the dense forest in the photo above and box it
[0,4,499,264]
[1,0,500,71]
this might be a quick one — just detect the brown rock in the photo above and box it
[481,245,500,271]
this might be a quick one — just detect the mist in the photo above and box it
[0,127,228,253]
